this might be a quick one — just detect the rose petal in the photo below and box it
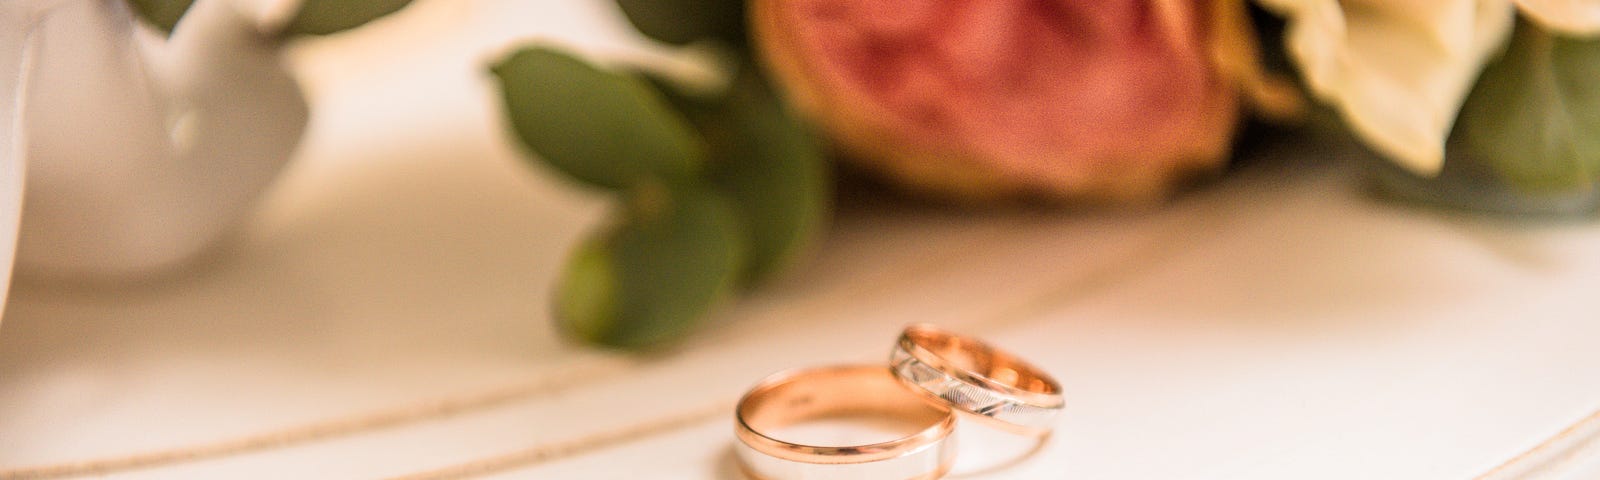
[1209,0,1306,120]
[757,0,1240,202]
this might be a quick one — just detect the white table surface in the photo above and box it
[3,1,1599,479]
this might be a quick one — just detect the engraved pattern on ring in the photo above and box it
[891,345,1059,432]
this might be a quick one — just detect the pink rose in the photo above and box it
[753,0,1258,202]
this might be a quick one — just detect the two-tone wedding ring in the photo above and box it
[891,324,1064,437]
[734,365,957,480]
[734,325,1063,479]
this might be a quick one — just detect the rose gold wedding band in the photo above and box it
[734,365,957,480]
[892,324,1064,437]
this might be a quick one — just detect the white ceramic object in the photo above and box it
[17,0,308,278]
[0,1,65,318]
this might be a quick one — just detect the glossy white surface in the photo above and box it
[2,1,1599,479]
[0,0,56,326]
[18,0,306,277]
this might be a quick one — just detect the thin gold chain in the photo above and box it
[0,357,638,480]
[385,400,740,480]
[0,216,1041,480]
[1475,407,1600,480]
[374,210,1213,479]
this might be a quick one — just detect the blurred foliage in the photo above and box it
[494,49,705,190]
[1453,19,1600,194]
[1373,18,1600,217]
[649,68,829,284]
[556,186,746,348]
[126,0,193,32]
[125,0,414,36]
[615,0,746,47]
[283,0,415,36]
[494,47,830,349]
[703,81,828,283]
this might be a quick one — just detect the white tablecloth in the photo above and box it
[2,1,1599,478]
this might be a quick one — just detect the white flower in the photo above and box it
[1518,0,1600,35]
[1256,0,1600,175]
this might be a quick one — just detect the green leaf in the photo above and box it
[614,0,746,46]
[702,74,830,284]
[1451,19,1600,194]
[642,67,830,284]
[552,239,619,344]
[126,0,194,33]
[493,47,706,190]
[283,0,415,36]
[639,72,722,117]
[554,186,746,348]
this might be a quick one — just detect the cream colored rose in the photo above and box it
[1256,0,1600,175]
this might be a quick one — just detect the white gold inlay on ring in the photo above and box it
[891,324,1064,437]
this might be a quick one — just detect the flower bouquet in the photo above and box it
[491,0,1600,349]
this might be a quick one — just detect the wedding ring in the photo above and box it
[891,324,1064,437]
[734,365,957,480]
